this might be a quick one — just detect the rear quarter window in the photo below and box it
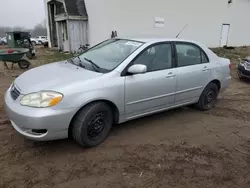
[175,42,209,67]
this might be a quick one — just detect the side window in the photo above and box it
[176,43,209,67]
[201,50,209,63]
[133,43,173,72]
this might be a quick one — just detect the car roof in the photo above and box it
[116,37,218,60]
[118,37,200,44]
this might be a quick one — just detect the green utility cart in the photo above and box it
[6,31,30,48]
[0,48,30,69]
[5,31,36,59]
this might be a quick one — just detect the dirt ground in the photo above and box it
[1,46,250,188]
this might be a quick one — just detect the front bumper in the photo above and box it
[238,65,250,79]
[4,87,78,141]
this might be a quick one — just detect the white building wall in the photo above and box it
[85,0,250,47]
[227,0,250,46]
[85,0,110,46]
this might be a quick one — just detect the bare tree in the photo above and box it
[30,23,47,37]
[0,21,47,38]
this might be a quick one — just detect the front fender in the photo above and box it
[55,84,125,116]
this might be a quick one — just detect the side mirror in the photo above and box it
[127,64,147,74]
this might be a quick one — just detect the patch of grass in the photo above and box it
[30,48,75,67]
[211,46,250,64]
[38,49,74,63]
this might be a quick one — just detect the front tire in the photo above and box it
[238,74,244,80]
[195,83,219,111]
[71,102,113,148]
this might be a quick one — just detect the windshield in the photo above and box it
[76,39,144,72]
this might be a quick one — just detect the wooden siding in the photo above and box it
[68,20,88,53]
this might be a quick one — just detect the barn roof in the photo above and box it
[64,0,88,16]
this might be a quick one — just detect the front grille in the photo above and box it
[10,86,20,100]
[238,66,250,76]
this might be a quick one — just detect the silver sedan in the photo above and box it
[4,38,231,147]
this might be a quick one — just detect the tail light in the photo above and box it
[229,63,232,70]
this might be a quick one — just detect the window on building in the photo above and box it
[56,2,65,15]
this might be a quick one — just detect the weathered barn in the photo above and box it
[45,0,250,53]
[44,0,88,52]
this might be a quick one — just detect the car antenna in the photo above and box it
[175,24,188,38]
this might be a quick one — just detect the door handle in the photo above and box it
[166,72,176,78]
[202,69,210,72]
[202,66,210,72]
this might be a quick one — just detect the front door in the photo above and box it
[220,24,230,47]
[174,42,211,105]
[125,43,177,119]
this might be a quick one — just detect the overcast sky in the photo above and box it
[0,0,45,28]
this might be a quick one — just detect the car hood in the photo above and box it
[14,61,103,94]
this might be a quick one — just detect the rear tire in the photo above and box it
[71,102,113,148]
[195,83,219,111]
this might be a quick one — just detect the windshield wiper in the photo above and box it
[68,56,86,68]
[84,58,101,72]
[77,56,82,63]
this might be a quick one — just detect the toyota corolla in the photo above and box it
[4,38,231,148]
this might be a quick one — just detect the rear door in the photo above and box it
[174,42,211,105]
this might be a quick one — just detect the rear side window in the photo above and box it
[175,43,209,67]
[201,50,209,63]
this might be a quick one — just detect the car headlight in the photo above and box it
[20,91,63,108]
